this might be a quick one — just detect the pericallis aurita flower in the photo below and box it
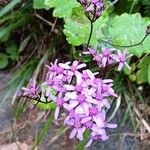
[20,60,117,147]
[84,47,132,71]
[78,0,104,21]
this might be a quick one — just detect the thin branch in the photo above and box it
[101,34,148,48]
[35,12,53,26]
[87,20,94,48]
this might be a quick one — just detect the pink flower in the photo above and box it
[113,51,133,71]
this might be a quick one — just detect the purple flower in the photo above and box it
[79,0,104,20]
[113,51,133,71]
[20,59,118,147]
[22,79,40,98]
[99,48,113,67]
[85,109,117,147]
[68,116,86,141]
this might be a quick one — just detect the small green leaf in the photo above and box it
[136,56,150,84]
[32,101,56,110]
[129,74,136,82]
[124,66,132,75]
[0,53,8,69]
[6,40,18,60]
[44,0,80,18]
[109,13,150,57]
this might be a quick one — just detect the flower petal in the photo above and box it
[106,123,117,128]
[118,63,124,71]
[64,85,75,90]
[65,92,77,99]
[54,107,60,120]
[83,102,89,116]
[77,63,87,69]
[59,63,70,69]
[85,138,93,147]
[69,128,77,139]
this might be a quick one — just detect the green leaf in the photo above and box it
[0,0,21,18]
[0,15,31,42]
[109,13,150,57]
[44,0,80,18]
[0,53,8,69]
[33,0,49,10]
[136,56,150,84]
[63,7,108,46]
[5,40,18,60]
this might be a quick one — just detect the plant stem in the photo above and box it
[101,34,148,48]
[87,20,94,48]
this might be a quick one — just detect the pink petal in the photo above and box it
[64,85,75,90]
[77,127,86,141]
[101,134,109,141]
[86,69,95,80]
[75,72,82,85]
[125,62,131,70]
[102,57,107,67]
[106,123,117,128]
[93,115,105,128]
[118,63,124,71]
[54,107,60,120]
[59,63,70,69]
[69,100,79,109]
[101,99,111,109]
[69,128,77,139]
[81,116,92,124]
[77,63,86,69]
[72,60,79,67]
[86,4,94,11]
[101,109,106,121]
[87,98,98,104]
[126,54,133,59]
[75,105,85,114]
[85,139,93,147]
[92,124,106,135]
[65,92,77,99]
[83,102,89,116]
[103,79,113,83]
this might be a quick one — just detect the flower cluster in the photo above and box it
[78,0,104,21]
[21,60,117,147]
[84,47,133,71]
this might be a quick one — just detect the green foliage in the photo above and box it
[141,0,150,16]
[44,0,80,18]
[5,40,18,60]
[0,0,21,18]
[0,53,8,69]
[0,13,32,42]
[33,0,49,10]
[64,7,108,46]
[136,55,150,84]
[34,112,54,147]
[34,84,56,110]
[109,13,150,57]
